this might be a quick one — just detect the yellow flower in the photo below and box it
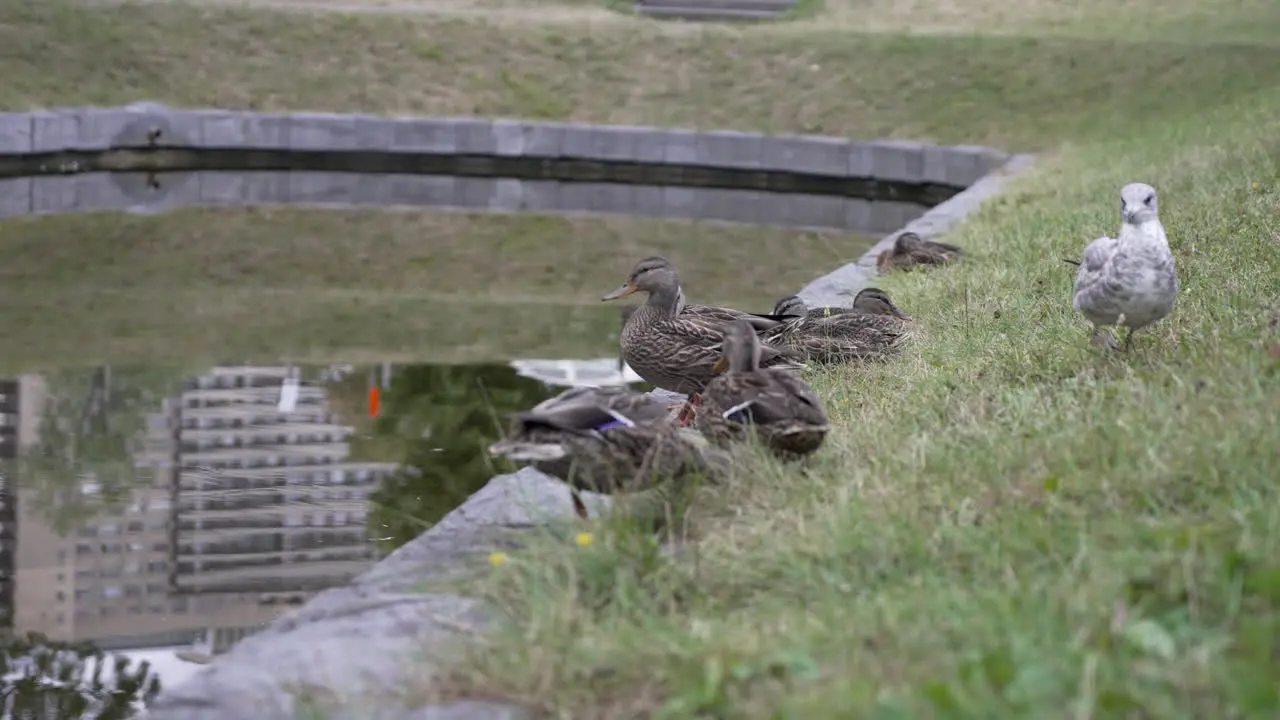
[488,552,509,567]
[575,532,594,548]
[1253,182,1261,191]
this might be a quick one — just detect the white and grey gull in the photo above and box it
[1066,182,1178,352]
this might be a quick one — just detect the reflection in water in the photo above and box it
[0,360,563,699]
[359,363,554,550]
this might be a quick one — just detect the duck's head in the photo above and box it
[850,287,913,321]
[771,295,808,317]
[893,232,925,253]
[711,319,762,374]
[602,256,679,301]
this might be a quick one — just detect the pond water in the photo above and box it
[0,171,930,700]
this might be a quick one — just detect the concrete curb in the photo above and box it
[0,103,1007,189]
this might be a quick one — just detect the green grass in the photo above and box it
[2,0,1280,714]
[439,101,1280,716]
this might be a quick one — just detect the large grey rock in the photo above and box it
[145,468,609,720]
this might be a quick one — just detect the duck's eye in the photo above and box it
[1144,193,1155,206]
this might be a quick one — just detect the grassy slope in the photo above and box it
[2,0,1279,714]
[364,3,1280,719]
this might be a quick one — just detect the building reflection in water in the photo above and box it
[3,366,397,660]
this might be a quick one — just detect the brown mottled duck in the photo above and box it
[765,288,915,364]
[876,231,964,274]
[487,385,731,520]
[697,320,830,459]
[601,256,803,425]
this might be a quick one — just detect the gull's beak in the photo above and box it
[711,356,729,374]
[601,283,638,301]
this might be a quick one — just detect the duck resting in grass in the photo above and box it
[876,231,964,274]
[601,256,804,425]
[697,319,830,460]
[488,385,731,520]
[765,288,916,364]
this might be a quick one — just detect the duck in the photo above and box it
[601,256,803,424]
[697,319,830,459]
[487,385,731,520]
[876,231,964,274]
[1068,182,1177,352]
[764,287,915,364]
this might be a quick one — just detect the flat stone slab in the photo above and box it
[146,468,609,720]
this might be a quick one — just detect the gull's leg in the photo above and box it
[1122,327,1139,353]
[1090,326,1122,351]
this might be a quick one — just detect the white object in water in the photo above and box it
[509,358,643,388]
[277,372,301,413]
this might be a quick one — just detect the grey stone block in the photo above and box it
[695,130,764,170]
[660,186,701,220]
[844,198,873,234]
[165,111,206,150]
[454,177,501,210]
[660,129,699,164]
[522,122,569,158]
[454,118,497,154]
[777,193,852,231]
[197,172,250,206]
[30,173,128,215]
[239,171,295,205]
[30,108,129,152]
[491,120,526,157]
[586,183,637,215]
[491,121,570,158]
[760,135,851,177]
[196,111,292,150]
[552,182,596,213]
[558,124,595,160]
[285,171,365,206]
[861,140,926,184]
[631,185,665,219]
[115,104,187,148]
[288,112,392,152]
[0,178,32,218]
[0,113,32,153]
[389,118,460,154]
[585,126,659,162]
[511,180,561,212]
[921,144,1004,187]
[693,188,761,225]
[484,178,522,212]
[384,175,457,207]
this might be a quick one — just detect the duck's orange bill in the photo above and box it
[601,283,638,301]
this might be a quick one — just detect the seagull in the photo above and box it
[1069,182,1178,352]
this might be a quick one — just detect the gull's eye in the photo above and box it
[1145,193,1155,206]
[1120,198,1126,212]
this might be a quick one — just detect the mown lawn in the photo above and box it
[3,0,1280,715]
